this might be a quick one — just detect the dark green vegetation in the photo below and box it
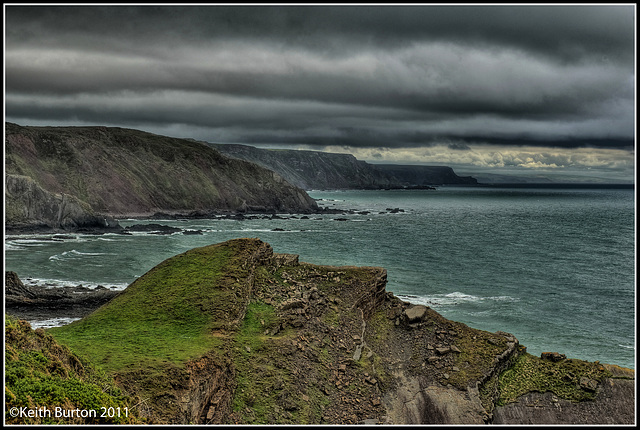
[497,352,612,404]
[22,239,633,424]
[5,315,141,424]
[5,122,317,229]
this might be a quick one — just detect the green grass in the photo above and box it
[232,301,293,423]
[446,325,510,389]
[5,316,140,424]
[49,242,237,372]
[497,352,612,405]
[236,301,278,353]
[45,239,271,422]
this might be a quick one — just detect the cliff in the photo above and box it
[5,174,120,232]
[5,123,318,230]
[373,164,478,187]
[210,143,478,190]
[30,239,633,425]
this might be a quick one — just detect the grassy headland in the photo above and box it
[26,238,634,424]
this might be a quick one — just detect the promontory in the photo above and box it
[5,239,635,425]
[5,122,318,232]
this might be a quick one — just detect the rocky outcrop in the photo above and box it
[5,271,120,320]
[32,239,634,425]
[210,143,478,190]
[492,374,636,424]
[5,174,120,232]
[5,123,319,229]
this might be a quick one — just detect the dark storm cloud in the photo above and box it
[6,5,634,61]
[4,4,636,155]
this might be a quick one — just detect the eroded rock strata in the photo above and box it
[10,239,634,424]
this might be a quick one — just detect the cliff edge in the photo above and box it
[32,239,633,425]
[210,143,478,190]
[5,123,318,232]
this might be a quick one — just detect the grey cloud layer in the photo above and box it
[4,5,635,151]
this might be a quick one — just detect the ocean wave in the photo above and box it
[21,277,129,290]
[29,317,81,329]
[397,291,518,307]
[5,235,91,250]
[124,230,182,236]
[4,239,48,249]
[49,249,117,261]
[4,243,25,251]
[97,236,131,242]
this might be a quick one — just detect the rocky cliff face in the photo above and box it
[5,174,119,231]
[209,143,395,190]
[210,143,478,190]
[42,239,633,425]
[5,123,318,228]
[373,164,478,187]
[492,366,636,425]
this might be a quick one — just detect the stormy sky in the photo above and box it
[4,5,636,182]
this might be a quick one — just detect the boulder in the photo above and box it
[404,305,428,322]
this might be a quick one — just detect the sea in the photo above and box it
[4,186,636,370]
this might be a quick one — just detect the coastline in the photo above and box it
[5,187,635,371]
[6,239,634,424]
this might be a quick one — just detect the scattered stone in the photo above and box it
[541,352,567,362]
[436,346,451,355]
[579,377,598,392]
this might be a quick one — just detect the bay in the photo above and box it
[4,186,635,369]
